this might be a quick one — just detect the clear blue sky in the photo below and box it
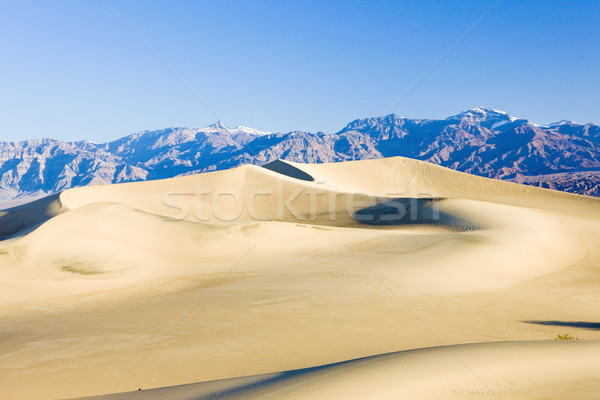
[1,0,599,142]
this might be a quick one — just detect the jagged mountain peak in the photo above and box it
[339,113,418,132]
[207,120,229,131]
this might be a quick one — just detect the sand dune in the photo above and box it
[80,340,600,400]
[0,193,62,239]
[0,156,599,399]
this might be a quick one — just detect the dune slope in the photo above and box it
[0,157,599,399]
[80,340,600,400]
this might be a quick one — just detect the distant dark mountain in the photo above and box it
[337,108,600,194]
[1,107,599,202]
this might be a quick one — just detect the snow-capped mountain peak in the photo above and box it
[542,120,580,128]
[206,120,230,132]
[230,126,271,136]
[451,106,512,119]
[201,121,269,136]
[447,107,519,127]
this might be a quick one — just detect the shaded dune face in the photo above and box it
[0,193,62,239]
[261,159,315,182]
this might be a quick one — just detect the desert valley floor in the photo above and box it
[0,157,599,399]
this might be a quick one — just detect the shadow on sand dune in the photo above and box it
[522,320,600,331]
[73,340,600,400]
[353,198,478,231]
[261,159,315,182]
[0,193,63,239]
[274,196,478,232]
[74,362,337,400]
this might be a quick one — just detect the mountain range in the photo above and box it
[1,107,599,203]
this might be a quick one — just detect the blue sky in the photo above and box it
[1,0,599,142]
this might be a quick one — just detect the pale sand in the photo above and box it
[80,341,600,400]
[0,156,598,399]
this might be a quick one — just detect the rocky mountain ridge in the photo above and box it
[1,107,599,202]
